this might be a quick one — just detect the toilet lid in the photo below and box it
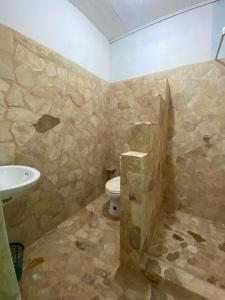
[105,176,120,194]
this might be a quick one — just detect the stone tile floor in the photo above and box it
[142,209,225,299]
[20,194,225,300]
[20,194,153,300]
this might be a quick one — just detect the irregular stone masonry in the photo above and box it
[109,58,225,224]
[20,195,153,300]
[0,24,109,246]
[1,22,225,271]
[120,82,170,268]
[141,209,225,299]
[0,24,169,249]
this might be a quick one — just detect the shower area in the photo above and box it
[109,62,225,300]
[0,23,225,300]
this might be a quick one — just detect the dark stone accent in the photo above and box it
[82,273,97,285]
[75,240,100,256]
[94,268,110,279]
[75,240,87,251]
[172,233,184,241]
[142,269,161,285]
[207,276,219,285]
[164,268,182,286]
[145,259,161,274]
[128,226,141,249]
[90,296,100,300]
[218,242,225,252]
[26,257,44,270]
[33,114,60,133]
[187,230,206,243]
[150,286,168,300]
[166,251,179,261]
[164,224,172,231]
[129,192,136,201]
[219,283,225,289]
[156,245,168,254]
[180,242,188,248]
[118,295,129,300]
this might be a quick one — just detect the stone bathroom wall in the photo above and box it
[0,24,109,245]
[161,61,225,223]
[1,21,225,249]
[108,78,170,172]
[110,59,225,224]
[119,80,170,267]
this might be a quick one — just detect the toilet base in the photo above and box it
[109,198,120,218]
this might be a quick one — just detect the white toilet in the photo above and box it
[105,176,120,217]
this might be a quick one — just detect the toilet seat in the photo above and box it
[105,176,120,195]
[105,176,120,217]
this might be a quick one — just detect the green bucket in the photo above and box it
[9,242,24,281]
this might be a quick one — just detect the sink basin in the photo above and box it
[0,165,40,202]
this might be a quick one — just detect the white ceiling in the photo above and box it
[69,0,215,42]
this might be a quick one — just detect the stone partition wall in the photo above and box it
[0,24,109,245]
[108,78,170,172]
[120,81,170,268]
[110,59,225,224]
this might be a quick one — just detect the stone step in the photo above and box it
[141,254,225,300]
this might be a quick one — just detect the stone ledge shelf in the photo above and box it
[121,151,148,158]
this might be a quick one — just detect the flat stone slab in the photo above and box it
[141,209,225,300]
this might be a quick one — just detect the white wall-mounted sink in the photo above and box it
[0,165,40,202]
[0,165,40,299]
